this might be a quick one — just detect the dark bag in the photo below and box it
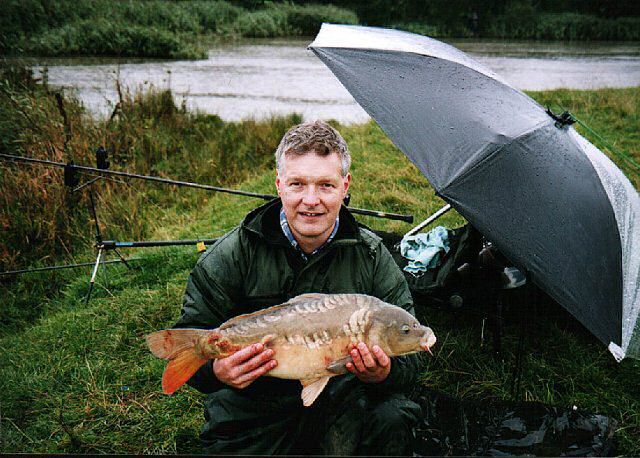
[374,224,486,309]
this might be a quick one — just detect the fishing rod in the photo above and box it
[0,152,414,223]
[83,236,220,304]
[98,239,219,249]
[0,258,140,277]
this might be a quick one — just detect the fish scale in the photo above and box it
[146,293,436,406]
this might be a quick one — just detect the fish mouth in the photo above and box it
[419,329,437,356]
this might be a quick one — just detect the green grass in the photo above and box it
[1,86,639,454]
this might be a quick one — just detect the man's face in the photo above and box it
[276,151,350,252]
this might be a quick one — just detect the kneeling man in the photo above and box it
[175,120,421,455]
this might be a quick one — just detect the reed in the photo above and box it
[0,66,297,276]
[1,1,357,58]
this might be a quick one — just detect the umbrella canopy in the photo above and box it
[310,24,640,361]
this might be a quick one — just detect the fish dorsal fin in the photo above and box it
[220,293,327,330]
[286,293,327,304]
[300,376,332,407]
[220,304,289,329]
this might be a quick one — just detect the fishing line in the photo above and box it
[104,172,178,226]
[575,118,640,176]
[550,102,640,178]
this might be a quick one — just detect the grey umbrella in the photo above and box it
[310,24,640,361]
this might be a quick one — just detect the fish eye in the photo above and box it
[401,324,410,334]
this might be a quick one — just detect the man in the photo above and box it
[174,120,422,455]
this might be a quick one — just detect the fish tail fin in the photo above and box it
[145,328,212,359]
[162,350,209,394]
[145,329,213,394]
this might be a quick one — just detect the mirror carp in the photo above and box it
[146,293,436,406]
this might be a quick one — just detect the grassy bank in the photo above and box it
[1,1,357,59]
[1,85,639,453]
[394,12,640,40]
[0,65,298,334]
[0,65,296,273]
[2,1,639,59]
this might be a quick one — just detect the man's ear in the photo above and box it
[343,173,351,194]
[275,171,281,196]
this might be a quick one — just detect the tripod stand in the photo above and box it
[78,179,218,304]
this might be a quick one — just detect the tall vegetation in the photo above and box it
[2,0,639,59]
[0,65,299,275]
[0,1,358,58]
[302,0,640,40]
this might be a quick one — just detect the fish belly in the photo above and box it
[268,335,352,381]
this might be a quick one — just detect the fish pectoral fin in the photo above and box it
[300,376,331,407]
[326,356,353,375]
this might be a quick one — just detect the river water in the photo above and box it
[33,38,640,124]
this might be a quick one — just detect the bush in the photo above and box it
[284,3,359,35]
[487,12,640,40]
[119,1,202,34]
[4,1,358,58]
[26,19,204,58]
[190,1,244,32]
[391,22,441,37]
[224,8,292,38]
[222,2,358,38]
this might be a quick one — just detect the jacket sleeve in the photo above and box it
[369,241,422,394]
[172,230,247,394]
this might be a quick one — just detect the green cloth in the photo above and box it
[174,198,420,454]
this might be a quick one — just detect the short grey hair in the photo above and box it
[275,120,351,176]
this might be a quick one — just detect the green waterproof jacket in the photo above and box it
[173,198,419,437]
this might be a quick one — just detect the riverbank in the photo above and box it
[27,38,640,124]
[2,1,639,59]
[1,1,357,59]
[1,68,639,453]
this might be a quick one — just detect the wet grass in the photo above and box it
[1,86,639,454]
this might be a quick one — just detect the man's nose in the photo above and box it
[302,186,320,206]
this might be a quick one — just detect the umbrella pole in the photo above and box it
[404,204,452,238]
[493,296,503,356]
[510,271,531,400]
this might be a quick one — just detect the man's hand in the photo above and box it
[346,342,391,383]
[213,343,277,389]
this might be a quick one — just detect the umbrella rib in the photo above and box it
[440,119,552,193]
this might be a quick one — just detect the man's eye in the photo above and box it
[321,183,335,188]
